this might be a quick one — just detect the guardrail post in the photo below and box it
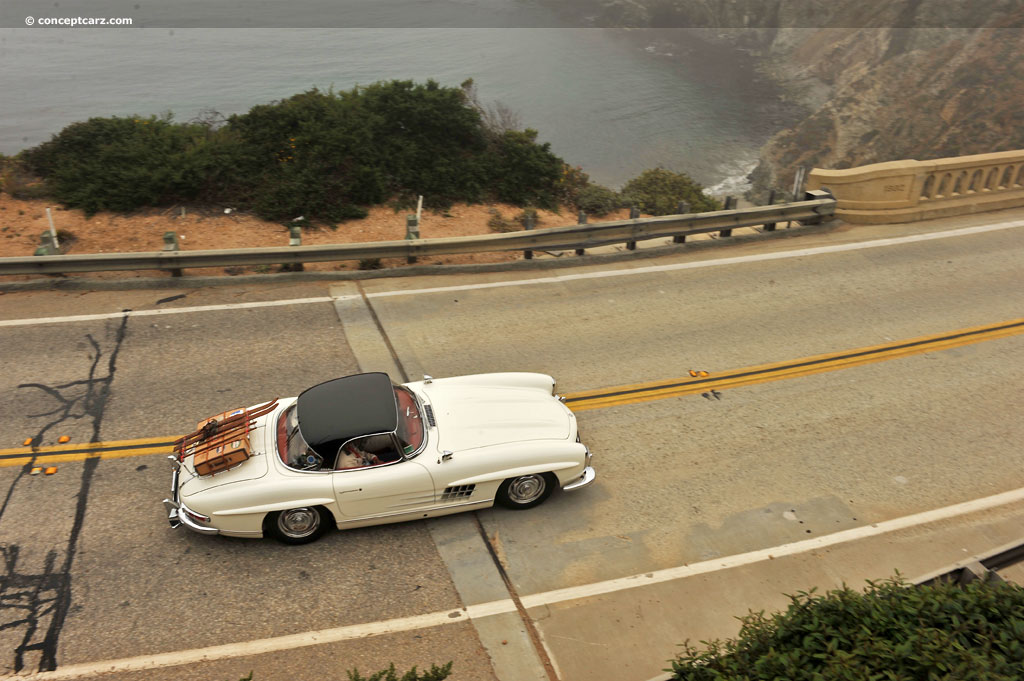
[801,189,834,225]
[406,214,420,264]
[791,166,807,202]
[523,214,534,260]
[34,231,57,257]
[626,206,639,250]
[764,190,778,231]
[162,231,183,277]
[672,201,690,243]
[719,196,735,237]
[575,211,587,256]
[286,224,305,272]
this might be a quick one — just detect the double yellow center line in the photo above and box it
[561,317,1024,411]
[2,318,1021,467]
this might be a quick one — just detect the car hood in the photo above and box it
[421,383,573,452]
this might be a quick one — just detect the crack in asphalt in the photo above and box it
[0,314,128,672]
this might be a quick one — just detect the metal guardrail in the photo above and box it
[914,536,1024,586]
[0,192,835,276]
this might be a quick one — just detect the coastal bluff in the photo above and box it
[556,0,1024,199]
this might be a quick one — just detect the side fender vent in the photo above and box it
[441,484,475,501]
[424,403,437,427]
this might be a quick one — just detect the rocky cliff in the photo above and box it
[556,1,1024,200]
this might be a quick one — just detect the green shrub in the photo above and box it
[358,257,383,270]
[554,163,590,207]
[234,663,452,681]
[669,576,1024,680]
[515,207,541,228]
[575,183,621,216]
[621,168,720,216]
[20,81,574,221]
[21,115,208,216]
[486,207,518,232]
[484,129,563,208]
[18,82,719,226]
[348,662,452,681]
[0,158,49,199]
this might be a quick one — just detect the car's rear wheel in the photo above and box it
[496,473,556,510]
[266,506,328,544]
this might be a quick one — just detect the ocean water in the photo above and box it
[0,14,791,192]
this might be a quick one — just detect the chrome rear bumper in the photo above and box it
[162,466,220,535]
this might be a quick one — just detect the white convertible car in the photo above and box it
[162,372,594,544]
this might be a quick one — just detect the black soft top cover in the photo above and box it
[296,373,398,457]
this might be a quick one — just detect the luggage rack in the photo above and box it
[173,400,278,475]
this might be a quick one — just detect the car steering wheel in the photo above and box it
[299,450,323,470]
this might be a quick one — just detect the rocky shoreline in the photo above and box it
[546,0,1024,201]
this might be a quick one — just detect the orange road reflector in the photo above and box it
[30,467,42,475]
[688,370,698,377]
[44,467,58,475]
[23,438,33,446]
[58,436,71,443]
[699,371,709,377]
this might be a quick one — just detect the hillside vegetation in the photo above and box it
[6,79,718,224]
[669,576,1024,680]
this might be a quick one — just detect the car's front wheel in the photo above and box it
[266,506,328,544]
[495,473,556,510]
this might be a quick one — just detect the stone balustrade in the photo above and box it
[807,149,1024,224]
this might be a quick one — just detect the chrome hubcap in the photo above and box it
[278,508,320,538]
[507,475,546,504]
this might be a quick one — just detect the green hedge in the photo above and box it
[621,168,720,215]
[21,116,209,215]
[18,80,566,221]
[668,576,1024,680]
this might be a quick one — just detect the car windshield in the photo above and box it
[394,386,425,456]
[276,405,321,470]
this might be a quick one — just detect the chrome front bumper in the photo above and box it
[162,466,220,536]
[563,445,595,492]
[562,466,596,491]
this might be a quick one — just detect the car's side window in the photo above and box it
[334,434,401,470]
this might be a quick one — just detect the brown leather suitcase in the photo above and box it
[193,436,251,476]
[173,400,277,477]
[196,408,246,431]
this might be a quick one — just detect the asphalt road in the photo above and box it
[0,210,1022,680]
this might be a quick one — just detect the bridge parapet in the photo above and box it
[808,149,1024,224]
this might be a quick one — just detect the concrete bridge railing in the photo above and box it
[807,149,1024,224]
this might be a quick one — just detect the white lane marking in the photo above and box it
[0,296,334,328]
[2,220,1020,329]
[363,219,1024,299]
[9,610,470,680]
[466,600,519,618]
[520,484,1024,609]
[12,483,1024,680]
